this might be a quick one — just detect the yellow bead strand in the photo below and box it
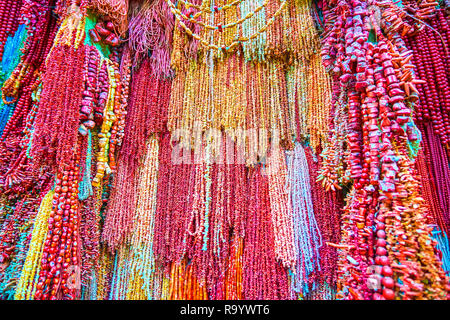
[14,190,54,300]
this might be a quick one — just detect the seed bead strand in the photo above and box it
[266,144,296,268]
[126,135,160,299]
[14,190,54,300]
[170,0,287,51]
[240,0,266,61]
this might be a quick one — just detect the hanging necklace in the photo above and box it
[167,0,287,52]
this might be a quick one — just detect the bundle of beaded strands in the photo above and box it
[401,4,450,280]
[0,0,59,298]
[319,0,450,299]
[0,0,131,300]
[0,0,449,301]
[168,0,333,160]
